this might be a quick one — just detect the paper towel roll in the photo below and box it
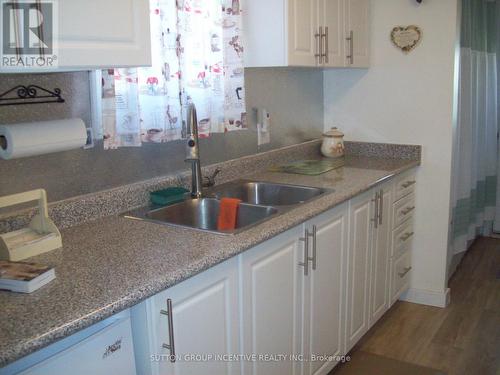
[0,118,87,160]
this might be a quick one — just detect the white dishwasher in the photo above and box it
[1,310,136,375]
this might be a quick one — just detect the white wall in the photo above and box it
[324,0,459,307]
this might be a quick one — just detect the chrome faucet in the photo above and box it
[185,103,203,198]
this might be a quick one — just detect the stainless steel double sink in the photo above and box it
[125,180,332,235]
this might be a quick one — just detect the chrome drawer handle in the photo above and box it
[346,30,354,64]
[401,206,415,216]
[400,232,414,242]
[401,180,416,188]
[371,192,379,229]
[322,27,329,64]
[308,225,317,271]
[299,228,312,276]
[398,266,412,278]
[378,189,383,225]
[315,32,321,62]
[160,299,176,362]
[315,27,323,64]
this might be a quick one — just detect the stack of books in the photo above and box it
[0,260,55,293]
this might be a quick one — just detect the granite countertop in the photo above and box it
[0,154,419,367]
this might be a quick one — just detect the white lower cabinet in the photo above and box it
[345,189,373,352]
[389,171,416,306]
[368,184,392,327]
[345,182,393,352]
[241,203,349,375]
[302,204,348,375]
[131,257,241,375]
[240,227,304,375]
[132,171,416,375]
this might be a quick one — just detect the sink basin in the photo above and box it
[125,181,331,235]
[132,198,278,234]
[212,181,329,206]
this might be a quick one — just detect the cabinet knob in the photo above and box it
[400,232,414,242]
[398,266,412,278]
[401,180,416,188]
[401,206,415,216]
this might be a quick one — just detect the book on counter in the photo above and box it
[0,260,55,293]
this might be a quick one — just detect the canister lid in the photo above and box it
[322,127,344,138]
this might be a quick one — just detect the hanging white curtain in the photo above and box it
[494,1,500,232]
[450,0,499,257]
[101,0,246,149]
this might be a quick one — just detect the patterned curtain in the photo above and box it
[101,0,246,149]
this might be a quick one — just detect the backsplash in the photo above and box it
[0,67,324,203]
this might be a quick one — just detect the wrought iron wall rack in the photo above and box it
[0,84,65,106]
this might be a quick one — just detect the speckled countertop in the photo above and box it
[0,148,420,367]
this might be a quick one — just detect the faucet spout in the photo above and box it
[185,103,203,198]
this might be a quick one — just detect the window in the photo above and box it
[95,0,246,149]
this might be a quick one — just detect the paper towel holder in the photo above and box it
[0,84,65,106]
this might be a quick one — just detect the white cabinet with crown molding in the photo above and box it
[243,0,370,68]
[0,0,151,73]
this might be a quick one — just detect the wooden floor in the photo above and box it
[351,236,500,375]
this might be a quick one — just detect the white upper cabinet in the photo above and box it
[320,0,344,67]
[243,0,369,68]
[344,0,370,67]
[57,0,151,69]
[288,0,318,66]
[1,0,151,73]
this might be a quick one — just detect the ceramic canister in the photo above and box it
[321,127,345,158]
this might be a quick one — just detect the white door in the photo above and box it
[369,186,392,326]
[345,189,374,352]
[319,0,344,67]
[288,0,318,66]
[57,0,151,69]
[344,0,370,67]
[303,203,348,375]
[241,227,304,375]
[149,257,240,375]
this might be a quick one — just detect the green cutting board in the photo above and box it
[269,158,345,175]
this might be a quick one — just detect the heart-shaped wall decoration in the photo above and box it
[391,25,422,53]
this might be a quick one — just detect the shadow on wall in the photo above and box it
[0,68,324,202]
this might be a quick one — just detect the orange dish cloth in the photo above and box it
[217,198,242,231]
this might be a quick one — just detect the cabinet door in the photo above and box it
[241,227,304,375]
[134,257,240,375]
[58,0,151,69]
[319,0,344,67]
[344,0,370,67]
[288,0,319,66]
[345,189,374,352]
[303,203,348,375]
[369,186,392,327]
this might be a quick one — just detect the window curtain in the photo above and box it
[101,0,246,149]
[450,0,499,259]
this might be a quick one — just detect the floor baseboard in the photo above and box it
[399,287,450,308]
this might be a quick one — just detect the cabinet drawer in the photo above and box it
[392,193,415,229]
[394,174,416,202]
[391,250,411,303]
[391,219,414,258]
